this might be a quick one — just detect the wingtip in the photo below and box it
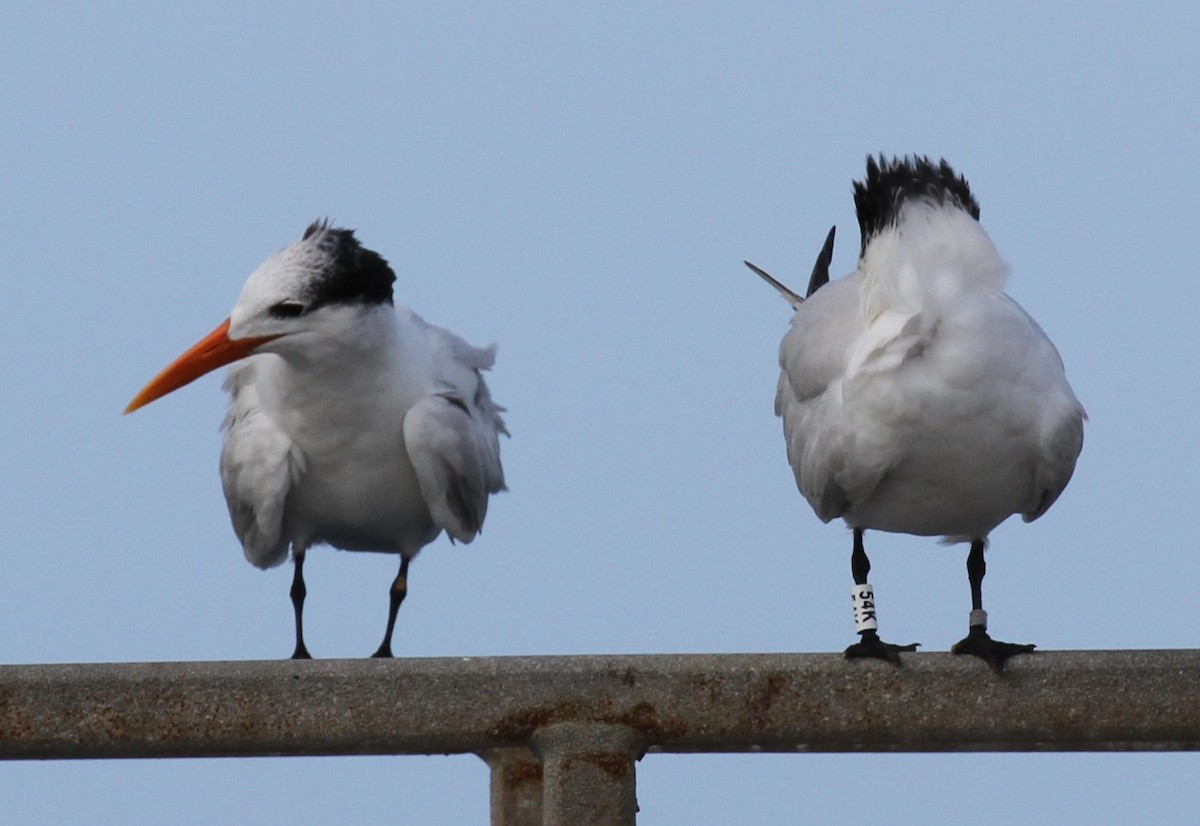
[744,260,803,306]
[805,225,836,298]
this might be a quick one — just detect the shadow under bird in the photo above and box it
[747,156,1085,670]
[126,221,508,659]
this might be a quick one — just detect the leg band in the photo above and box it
[851,583,879,633]
[969,609,988,630]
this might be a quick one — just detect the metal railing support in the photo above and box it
[532,723,644,826]
[479,747,543,826]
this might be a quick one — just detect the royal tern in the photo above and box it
[748,156,1085,670]
[126,221,507,659]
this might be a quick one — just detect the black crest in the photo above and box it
[852,156,980,256]
[301,219,396,308]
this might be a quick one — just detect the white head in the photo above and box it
[852,156,1007,318]
[229,220,395,341]
[125,221,397,413]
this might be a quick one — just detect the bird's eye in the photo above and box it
[269,301,307,319]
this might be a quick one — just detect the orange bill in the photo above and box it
[124,318,281,414]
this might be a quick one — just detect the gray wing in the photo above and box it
[403,334,507,543]
[219,359,304,569]
[1023,381,1086,523]
[985,298,1088,524]
[775,274,891,521]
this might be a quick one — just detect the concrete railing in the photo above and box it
[2,650,1198,825]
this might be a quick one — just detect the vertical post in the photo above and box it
[478,748,544,826]
[533,723,644,826]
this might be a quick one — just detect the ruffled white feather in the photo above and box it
[776,201,1084,542]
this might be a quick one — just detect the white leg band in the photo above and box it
[850,584,879,633]
[969,609,988,630]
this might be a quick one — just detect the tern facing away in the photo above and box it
[748,156,1085,670]
[126,221,507,658]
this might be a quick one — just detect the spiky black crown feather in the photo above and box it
[852,156,980,256]
[302,219,395,307]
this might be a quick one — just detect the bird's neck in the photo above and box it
[858,204,1008,320]
[279,304,399,369]
[263,306,424,428]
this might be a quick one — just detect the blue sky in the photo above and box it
[2,3,1197,824]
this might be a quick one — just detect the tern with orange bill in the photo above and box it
[126,221,507,659]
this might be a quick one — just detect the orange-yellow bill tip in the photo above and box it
[124,318,280,414]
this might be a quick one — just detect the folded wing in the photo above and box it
[219,359,304,569]
[403,333,507,543]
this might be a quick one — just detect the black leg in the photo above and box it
[851,527,870,585]
[844,529,919,664]
[371,555,410,659]
[951,539,1036,671]
[289,549,312,660]
[967,538,985,612]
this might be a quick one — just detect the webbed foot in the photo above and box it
[951,626,1035,672]
[844,630,920,665]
